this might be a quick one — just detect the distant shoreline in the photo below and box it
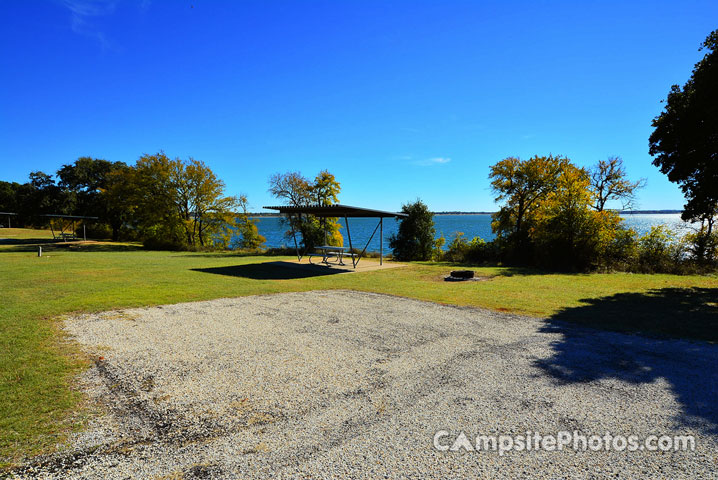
[250,210,683,216]
[432,210,683,215]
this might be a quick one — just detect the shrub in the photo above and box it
[142,236,185,251]
[432,234,446,261]
[598,226,639,271]
[465,236,498,263]
[444,232,469,262]
[635,226,686,273]
[235,216,266,250]
[444,232,498,264]
[77,223,113,240]
[685,228,718,265]
[140,223,187,250]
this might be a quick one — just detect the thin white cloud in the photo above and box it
[60,0,119,49]
[413,157,451,166]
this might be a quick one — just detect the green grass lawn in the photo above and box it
[1,230,717,464]
[0,227,56,241]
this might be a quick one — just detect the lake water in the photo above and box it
[245,213,688,252]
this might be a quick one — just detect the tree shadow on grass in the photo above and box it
[535,287,718,434]
[0,237,59,246]
[178,252,289,259]
[418,261,561,277]
[0,242,144,253]
[192,262,349,280]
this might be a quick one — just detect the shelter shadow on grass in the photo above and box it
[192,262,348,280]
[536,287,718,434]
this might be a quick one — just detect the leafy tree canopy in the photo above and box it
[131,152,241,249]
[649,30,718,228]
[489,155,569,262]
[57,157,126,193]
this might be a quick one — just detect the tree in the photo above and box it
[26,171,74,217]
[130,152,240,249]
[311,170,341,206]
[0,179,48,226]
[57,157,124,194]
[590,156,645,212]
[268,171,312,207]
[57,157,129,240]
[268,170,342,249]
[0,181,20,214]
[103,165,137,240]
[173,157,238,247]
[489,155,568,260]
[532,163,626,270]
[311,170,342,245]
[235,194,266,250]
[389,199,436,261]
[490,155,633,270]
[649,30,718,232]
[29,171,54,190]
[130,152,184,247]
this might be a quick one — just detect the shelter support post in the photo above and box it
[355,220,381,268]
[344,216,354,267]
[290,214,302,262]
[380,217,383,265]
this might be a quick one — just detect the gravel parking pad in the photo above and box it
[10,290,718,479]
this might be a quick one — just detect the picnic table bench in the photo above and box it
[308,245,359,266]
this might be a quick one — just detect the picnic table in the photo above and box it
[308,245,356,266]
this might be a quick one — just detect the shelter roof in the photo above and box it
[263,204,407,218]
[40,214,99,220]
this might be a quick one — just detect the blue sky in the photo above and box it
[1,1,716,212]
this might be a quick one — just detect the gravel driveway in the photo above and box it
[10,290,718,479]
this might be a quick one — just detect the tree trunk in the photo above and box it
[515,198,524,235]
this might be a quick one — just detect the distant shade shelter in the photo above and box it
[41,214,99,241]
[263,204,407,267]
[0,212,17,228]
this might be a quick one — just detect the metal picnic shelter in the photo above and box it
[0,212,17,228]
[263,204,407,268]
[42,214,99,241]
